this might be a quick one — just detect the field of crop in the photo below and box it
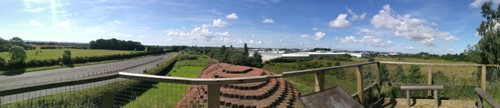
[123,53,209,108]
[0,49,137,61]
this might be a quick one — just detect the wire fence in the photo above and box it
[0,61,499,107]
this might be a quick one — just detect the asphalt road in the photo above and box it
[0,52,177,105]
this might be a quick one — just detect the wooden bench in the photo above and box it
[475,87,499,108]
[400,84,443,108]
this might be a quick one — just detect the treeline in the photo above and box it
[190,43,263,67]
[90,38,145,50]
[380,52,471,62]
[0,37,34,52]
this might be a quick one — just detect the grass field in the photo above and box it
[0,49,137,61]
[123,53,209,108]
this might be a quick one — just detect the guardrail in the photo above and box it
[475,87,499,108]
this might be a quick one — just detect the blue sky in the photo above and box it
[0,0,492,54]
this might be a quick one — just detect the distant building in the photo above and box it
[281,51,369,58]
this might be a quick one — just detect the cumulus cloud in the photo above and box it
[56,20,71,28]
[109,32,133,37]
[346,7,366,21]
[262,18,274,24]
[226,13,239,19]
[336,35,393,47]
[329,14,350,28]
[300,34,310,38]
[113,20,122,24]
[166,27,230,41]
[370,4,458,46]
[470,0,500,8]
[314,32,326,40]
[313,27,318,31]
[299,32,326,40]
[29,20,42,26]
[212,18,228,27]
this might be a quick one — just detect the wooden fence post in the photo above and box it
[428,65,433,97]
[376,62,381,87]
[481,64,487,91]
[315,71,325,92]
[356,66,364,104]
[207,84,221,108]
[102,92,115,108]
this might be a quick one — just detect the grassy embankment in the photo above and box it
[123,52,209,108]
[0,49,143,75]
[263,57,499,101]
[0,52,180,107]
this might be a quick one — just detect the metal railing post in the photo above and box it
[315,71,325,92]
[356,66,364,104]
[481,64,486,91]
[207,84,221,108]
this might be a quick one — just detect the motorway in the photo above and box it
[0,52,177,104]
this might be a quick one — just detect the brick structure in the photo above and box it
[177,62,301,108]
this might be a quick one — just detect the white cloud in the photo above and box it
[29,20,42,26]
[312,27,318,31]
[212,18,228,27]
[336,35,393,47]
[370,4,458,46]
[300,34,310,38]
[329,14,350,28]
[113,20,122,24]
[226,13,239,19]
[404,46,415,50]
[346,7,366,21]
[166,26,230,41]
[262,18,274,24]
[470,0,500,8]
[314,32,326,40]
[20,0,46,13]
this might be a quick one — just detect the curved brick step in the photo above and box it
[220,79,281,100]
[219,79,290,107]
[223,80,270,90]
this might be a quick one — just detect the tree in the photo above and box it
[10,37,25,48]
[379,64,389,83]
[243,43,249,56]
[0,57,5,69]
[229,53,248,65]
[475,2,500,64]
[62,50,72,65]
[8,46,26,68]
[393,65,405,83]
[251,51,263,67]
[0,37,11,52]
[407,65,421,83]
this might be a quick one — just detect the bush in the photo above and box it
[62,50,72,65]
[7,46,26,68]
[0,57,5,69]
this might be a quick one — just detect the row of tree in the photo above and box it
[190,43,263,67]
[0,37,32,52]
[89,38,145,50]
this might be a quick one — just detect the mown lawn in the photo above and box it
[123,53,209,108]
[0,49,137,61]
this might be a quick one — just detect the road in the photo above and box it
[0,52,177,105]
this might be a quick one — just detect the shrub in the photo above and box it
[7,45,26,68]
[62,50,72,65]
[177,54,198,61]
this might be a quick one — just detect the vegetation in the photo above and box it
[190,43,263,67]
[7,45,27,68]
[0,53,181,107]
[124,52,209,108]
[62,50,72,65]
[89,38,145,50]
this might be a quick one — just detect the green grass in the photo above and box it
[123,53,209,108]
[0,49,137,61]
